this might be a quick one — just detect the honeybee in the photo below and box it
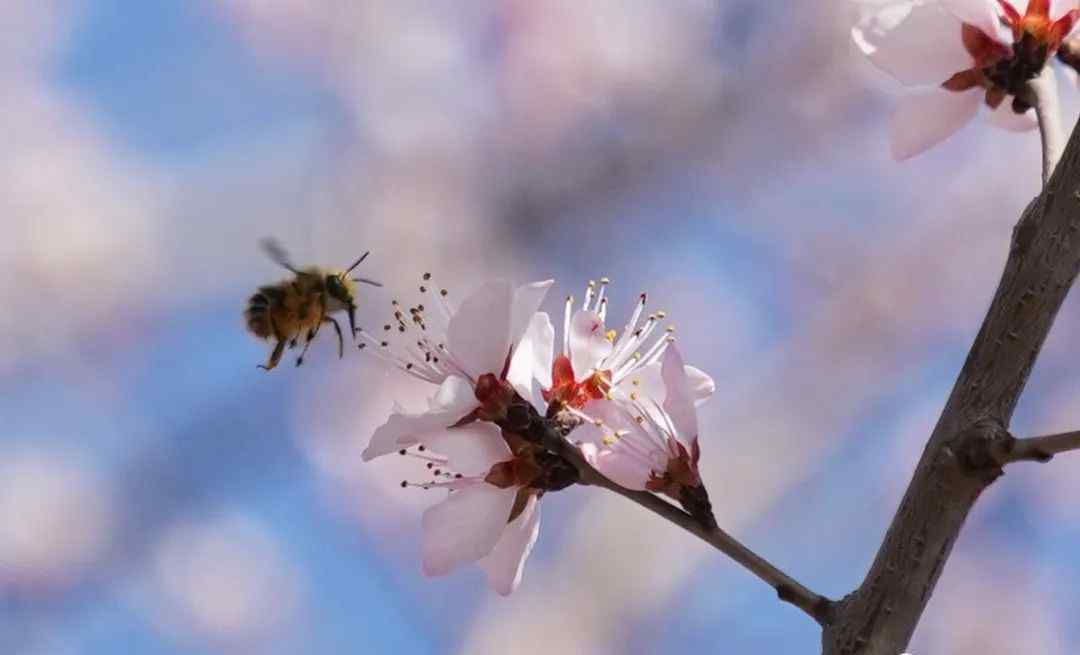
[245,239,382,371]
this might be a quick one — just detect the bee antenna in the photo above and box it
[352,277,383,287]
[344,251,370,275]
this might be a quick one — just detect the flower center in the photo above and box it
[542,355,612,409]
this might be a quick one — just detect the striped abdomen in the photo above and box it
[244,285,285,339]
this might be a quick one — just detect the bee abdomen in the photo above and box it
[245,292,274,339]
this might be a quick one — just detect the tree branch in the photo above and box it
[584,460,835,624]
[502,405,834,625]
[822,99,1080,653]
[997,429,1080,464]
[1030,66,1064,186]
[567,440,834,624]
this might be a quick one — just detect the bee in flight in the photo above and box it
[245,239,382,371]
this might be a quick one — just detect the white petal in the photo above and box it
[613,362,665,405]
[420,422,512,477]
[684,365,716,407]
[1051,0,1078,21]
[363,401,475,461]
[941,0,1012,44]
[509,280,554,355]
[506,312,555,412]
[985,99,1038,132]
[479,495,541,596]
[890,89,981,160]
[432,374,480,412]
[573,399,636,446]
[421,484,517,577]
[1060,60,1079,87]
[661,345,698,442]
[853,2,972,86]
[568,310,613,378]
[574,400,661,490]
[592,449,655,490]
[615,362,715,407]
[447,280,515,380]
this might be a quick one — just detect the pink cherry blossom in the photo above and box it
[360,276,553,461]
[573,345,704,495]
[853,0,1079,159]
[541,278,714,412]
[400,421,544,595]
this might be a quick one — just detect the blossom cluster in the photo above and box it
[853,0,1080,159]
[359,276,715,595]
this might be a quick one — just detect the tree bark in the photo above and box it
[821,115,1080,653]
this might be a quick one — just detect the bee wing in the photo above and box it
[260,238,299,273]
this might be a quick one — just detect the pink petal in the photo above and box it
[447,280,515,381]
[853,3,973,86]
[420,422,512,477]
[890,89,981,160]
[506,312,555,412]
[660,345,698,442]
[568,310,613,378]
[509,280,554,356]
[985,100,1038,132]
[421,483,517,577]
[479,495,541,596]
[362,387,478,462]
[941,0,1013,44]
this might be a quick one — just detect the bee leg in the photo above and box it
[296,297,328,367]
[289,338,298,349]
[323,317,344,359]
[258,339,286,371]
[296,327,321,367]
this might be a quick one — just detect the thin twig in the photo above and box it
[1001,430,1080,464]
[554,437,834,625]
[1030,65,1064,186]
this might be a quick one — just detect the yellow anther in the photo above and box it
[605,329,617,342]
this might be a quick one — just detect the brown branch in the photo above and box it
[568,441,834,625]
[821,97,1080,652]
[500,404,834,625]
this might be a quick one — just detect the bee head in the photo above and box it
[337,251,382,338]
[325,274,354,304]
[325,273,359,337]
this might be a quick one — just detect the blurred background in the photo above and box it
[4,1,1080,653]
